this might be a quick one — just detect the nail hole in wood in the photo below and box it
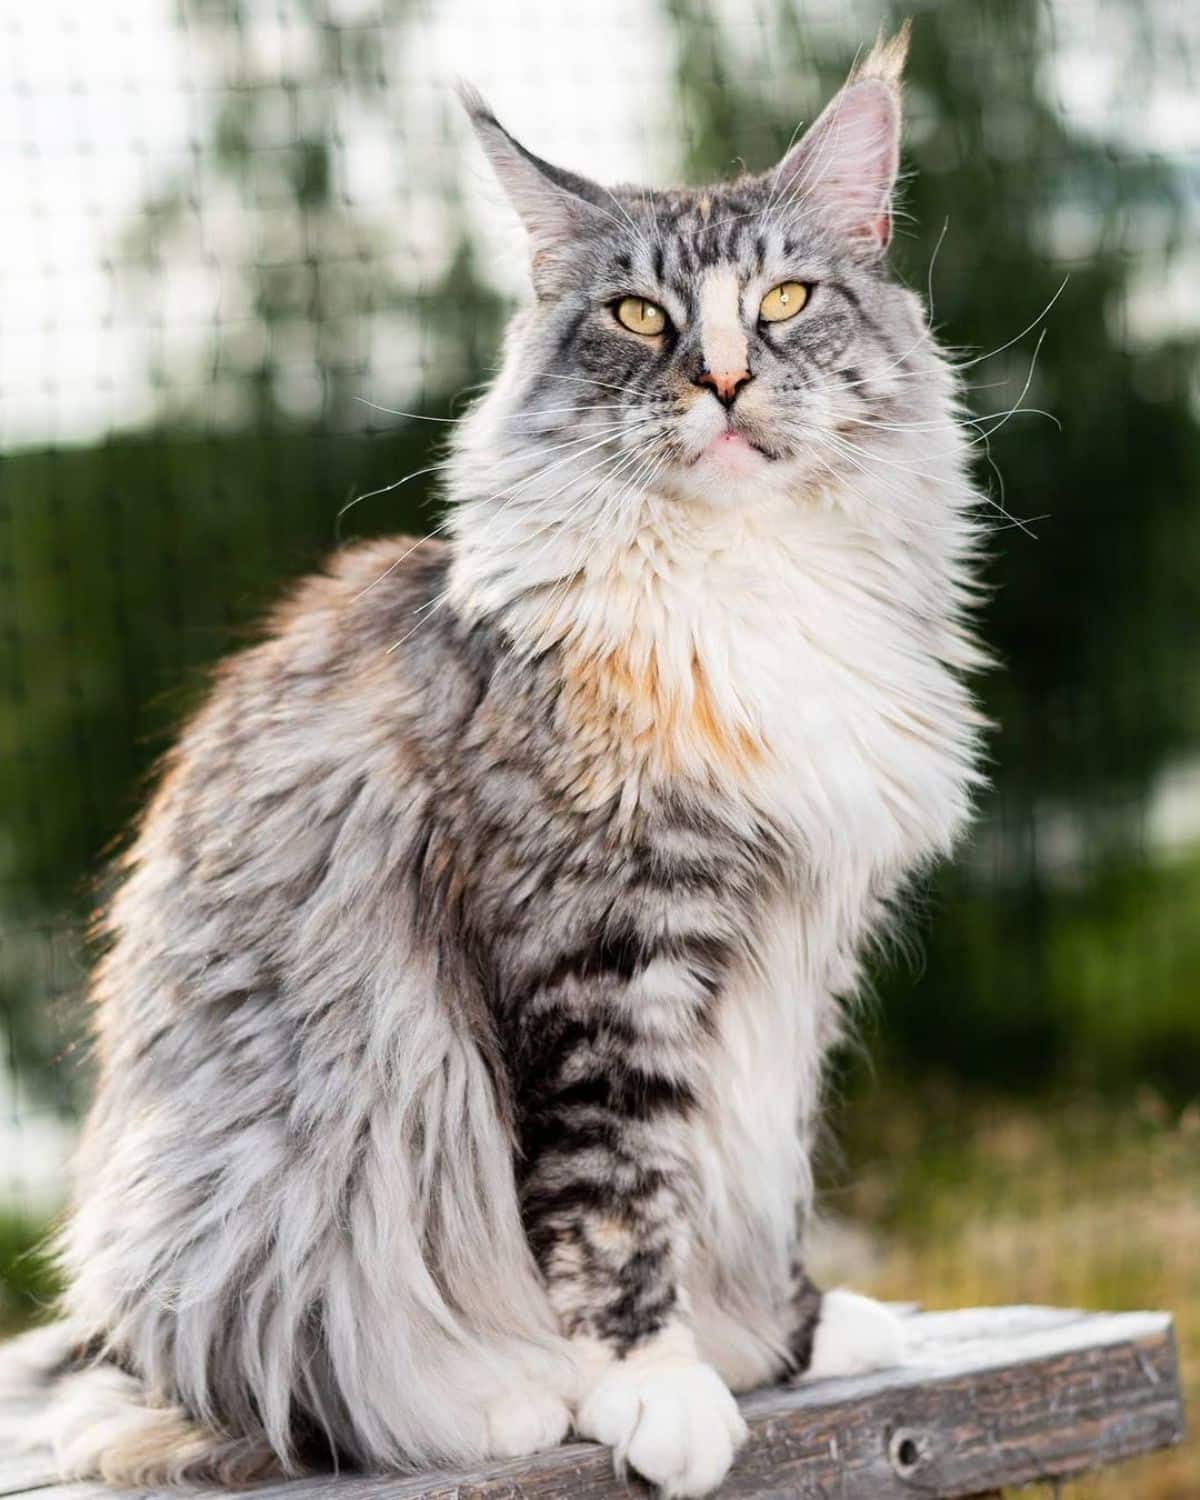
[889,1427,930,1478]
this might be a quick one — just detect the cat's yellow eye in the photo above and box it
[759,281,810,323]
[615,296,668,336]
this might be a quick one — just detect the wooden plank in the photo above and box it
[0,1307,1185,1500]
[0,1457,73,1499]
[0,1491,111,1500]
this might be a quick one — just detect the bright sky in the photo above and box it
[0,0,1196,449]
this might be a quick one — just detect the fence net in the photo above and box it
[1,10,1199,1477]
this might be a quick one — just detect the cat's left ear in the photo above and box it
[459,86,608,291]
[769,23,910,258]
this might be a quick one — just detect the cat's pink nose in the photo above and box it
[696,366,753,408]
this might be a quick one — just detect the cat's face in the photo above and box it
[507,185,924,511]
[461,31,932,517]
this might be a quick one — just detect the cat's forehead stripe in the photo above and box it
[698,268,749,378]
[625,196,783,294]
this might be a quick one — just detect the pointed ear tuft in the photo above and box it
[456,85,606,287]
[850,19,911,88]
[770,23,909,258]
[455,81,504,143]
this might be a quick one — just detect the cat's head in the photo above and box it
[454,27,952,523]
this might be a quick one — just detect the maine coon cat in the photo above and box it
[2,27,986,1498]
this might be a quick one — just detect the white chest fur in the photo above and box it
[541,492,980,886]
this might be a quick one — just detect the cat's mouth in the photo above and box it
[695,425,776,464]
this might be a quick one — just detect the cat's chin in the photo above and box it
[665,449,794,512]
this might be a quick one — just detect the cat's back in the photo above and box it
[157,533,474,803]
[92,534,488,1045]
[251,532,457,708]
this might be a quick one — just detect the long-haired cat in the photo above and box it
[2,27,986,1498]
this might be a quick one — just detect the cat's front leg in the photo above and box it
[514,1001,747,1497]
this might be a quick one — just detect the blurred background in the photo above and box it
[1,0,1197,1492]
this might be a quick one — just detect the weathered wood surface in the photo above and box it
[1,1307,1184,1499]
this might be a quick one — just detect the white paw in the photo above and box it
[805,1289,906,1380]
[484,1387,571,1459]
[577,1355,747,1498]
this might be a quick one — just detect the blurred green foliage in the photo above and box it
[0,1213,60,1335]
[0,0,1198,1115]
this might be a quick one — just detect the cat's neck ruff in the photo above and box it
[447,470,983,875]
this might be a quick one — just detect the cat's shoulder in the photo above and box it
[264,533,449,641]
[176,534,456,742]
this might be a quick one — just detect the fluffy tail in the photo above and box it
[0,1323,280,1487]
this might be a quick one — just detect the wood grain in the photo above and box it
[0,1307,1185,1500]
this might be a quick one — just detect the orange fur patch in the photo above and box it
[561,642,767,784]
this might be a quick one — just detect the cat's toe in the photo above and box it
[803,1289,906,1380]
[577,1354,747,1498]
[484,1388,571,1458]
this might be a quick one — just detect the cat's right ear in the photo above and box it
[458,86,607,291]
